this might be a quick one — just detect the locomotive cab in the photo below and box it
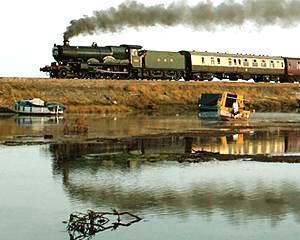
[52,45,59,58]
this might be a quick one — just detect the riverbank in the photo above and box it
[0,77,299,113]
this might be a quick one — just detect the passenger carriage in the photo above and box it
[183,51,285,82]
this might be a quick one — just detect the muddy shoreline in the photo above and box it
[0,77,299,113]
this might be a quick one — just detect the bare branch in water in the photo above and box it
[65,209,142,240]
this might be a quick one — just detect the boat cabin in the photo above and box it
[198,93,221,112]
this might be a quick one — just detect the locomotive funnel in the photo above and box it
[63,39,70,46]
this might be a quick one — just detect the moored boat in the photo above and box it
[198,93,221,112]
[15,98,64,115]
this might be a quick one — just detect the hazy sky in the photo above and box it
[1,0,300,77]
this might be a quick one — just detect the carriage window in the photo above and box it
[228,58,232,66]
[238,59,241,65]
[270,60,275,68]
[202,57,205,64]
[252,59,258,67]
[211,57,215,65]
[281,62,284,68]
[297,62,300,70]
[234,59,237,65]
[217,58,221,64]
[170,58,174,62]
[157,58,161,62]
[164,58,167,62]
[243,59,249,67]
[261,60,267,67]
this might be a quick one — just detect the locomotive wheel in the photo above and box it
[77,71,85,79]
[58,69,68,78]
[49,72,57,78]
[95,73,102,79]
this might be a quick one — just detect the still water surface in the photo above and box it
[0,112,300,140]
[1,112,300,239]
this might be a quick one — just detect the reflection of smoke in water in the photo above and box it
[64,0,300,39]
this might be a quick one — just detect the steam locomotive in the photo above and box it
[40,40,300,82]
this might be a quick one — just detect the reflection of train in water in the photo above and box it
[191,134,286,155]
[49,129,300,187]
[50,130,300,166]
[48,131,300,222]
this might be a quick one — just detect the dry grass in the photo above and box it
[0,77,299,113]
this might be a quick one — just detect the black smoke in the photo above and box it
[64,0,300,40]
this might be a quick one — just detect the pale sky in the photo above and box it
[1,0,300,77]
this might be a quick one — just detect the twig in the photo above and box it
[65,209,142,240]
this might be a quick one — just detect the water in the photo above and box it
[0,112,299,140]
[1,112,300,239]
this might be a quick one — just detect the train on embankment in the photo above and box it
[40,40,300,82]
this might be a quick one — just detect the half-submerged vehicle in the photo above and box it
[218,92,253,121]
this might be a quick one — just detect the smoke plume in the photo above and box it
[64,0,300,40]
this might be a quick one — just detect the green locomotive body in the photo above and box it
[132,50,186,79]
[42,41,142,78]
[143,50,185,70]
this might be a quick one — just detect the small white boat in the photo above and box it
[15,98,64,115]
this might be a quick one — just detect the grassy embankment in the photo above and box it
[0,77,299,113]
